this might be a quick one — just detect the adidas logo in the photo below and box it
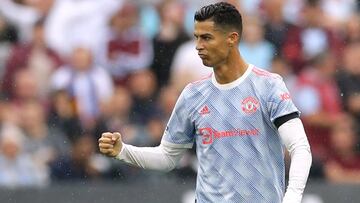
[200,105,210,115]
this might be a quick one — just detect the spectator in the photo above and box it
[262,0,292,54]
[282,0,343,73]
[157,85,180,120]
[47,90,82,143]
[0,0,40,42]
[128,70,160,125]
[150,0,190,88]
[343,13,360,44]
[324,114,360,183]
[102,1,153,85]
[239,15,275,70]
[99,85,145,146]
[0,0,122,57]
[11,68,42,105]
[50,135,105,181]
[50,46,114,131]
[19,101,70,166]
[320,0,357,30]
[0,15,18,79]
[100,86,132,132]
[169,39,212,91]
[2,19,62,99]
[293,51,342,161]
[336,42,360,129]
[270,56,297,94]
[0,123,48,188]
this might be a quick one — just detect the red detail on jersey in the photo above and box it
[280,92,291,100]
[190,73,212,85]
[252,67,281,79]
[199,127,259,145]
[252,67,272,77]
[241,96,260,114]
[199,105,210,115]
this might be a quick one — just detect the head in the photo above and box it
[302,0,323,27]
[342,42,360,75]
[330,114,358,154]
[24,0,54,15]
[128,70,157,99]
[194,2,242,67]
[71,135,95,162]
[70,46,93,71]
[0,124,25,160]
[157,0,185,27]
[108,85,132,116]
[242,16,264,44]
[110,1,140,33]
[13,69,40,100]
[271,56,292,77]
[311,51,337,77]
[20,101,46,132]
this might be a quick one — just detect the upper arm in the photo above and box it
[266,76,300,124]
[278,118,311,153]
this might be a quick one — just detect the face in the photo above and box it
[71,47,93,71]
[194,20,235,67]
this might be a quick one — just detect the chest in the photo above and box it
[190,90,268,135]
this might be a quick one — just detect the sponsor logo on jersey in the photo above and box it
[241,96,260,114]
[199,127,259,144]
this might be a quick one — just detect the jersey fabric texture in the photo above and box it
[162,64,299,203]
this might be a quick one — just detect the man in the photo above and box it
[99,2,312,203]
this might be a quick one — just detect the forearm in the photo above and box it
[115,141,187,172]
[279,118,312,203]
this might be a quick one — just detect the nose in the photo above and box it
[195,41,204,51]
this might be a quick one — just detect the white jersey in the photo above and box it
[162,64,299,202]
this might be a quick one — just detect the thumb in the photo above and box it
[112,132,121,141]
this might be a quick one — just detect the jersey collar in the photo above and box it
[211,64,253,90]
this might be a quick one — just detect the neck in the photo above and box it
[213,49,248,84]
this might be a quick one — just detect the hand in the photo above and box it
[98,132,123,157]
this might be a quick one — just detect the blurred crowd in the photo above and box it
[0,0,359,188]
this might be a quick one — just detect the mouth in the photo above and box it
[198,53,207,59]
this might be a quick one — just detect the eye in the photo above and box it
[202,36,211,41]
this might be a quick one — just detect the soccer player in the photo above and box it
[98,2,312,203]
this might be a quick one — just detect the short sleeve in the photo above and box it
[267,76,300,123]
[161,87,195,148]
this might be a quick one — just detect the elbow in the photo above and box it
[163,165,176,172]
[162,159,178,172]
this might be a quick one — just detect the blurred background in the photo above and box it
[0,0,359,202]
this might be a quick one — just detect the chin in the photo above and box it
[201,60,213,67]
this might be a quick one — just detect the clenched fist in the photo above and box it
[98,132,123,157]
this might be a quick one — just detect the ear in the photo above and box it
[227,32,239,47]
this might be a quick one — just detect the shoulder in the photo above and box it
[186,74,212,91]
[180,73,213,99]
[250,66,283,86]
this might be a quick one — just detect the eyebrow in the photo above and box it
[193,33,213,38]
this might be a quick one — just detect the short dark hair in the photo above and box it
[194,2,242,35]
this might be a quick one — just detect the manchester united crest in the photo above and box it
[241,96,260,114]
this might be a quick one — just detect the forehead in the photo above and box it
[194,20,222,35]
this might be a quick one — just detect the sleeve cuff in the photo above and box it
[115,143,127,160]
